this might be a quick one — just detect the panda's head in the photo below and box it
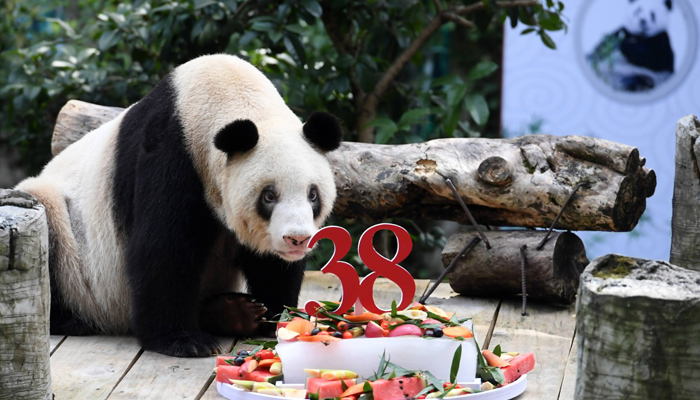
[213,113,342,262]
[624,0,672,37]
[172,55,343,262]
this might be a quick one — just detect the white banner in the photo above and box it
[502,0,700,260]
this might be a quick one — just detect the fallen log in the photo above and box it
[442,231,588,304]
[51,100,655,231]
[576,254,700,399]
[0,190,52,400]
[670,115,700,270]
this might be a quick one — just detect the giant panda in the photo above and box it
[16,54,343,357]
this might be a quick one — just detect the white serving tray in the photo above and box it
[216,375,528,400]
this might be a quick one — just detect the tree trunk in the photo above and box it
[0,190,52,400]
[443,231,588,304]
[51,100,654,231]
[575,254,700,400]
[670,115,700,270]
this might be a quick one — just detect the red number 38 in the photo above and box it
[303,223,416,316]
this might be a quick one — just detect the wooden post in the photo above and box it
[670,114,700,270]
[0,189,52,400]
[443,231,588,304]
[576,254,700,399]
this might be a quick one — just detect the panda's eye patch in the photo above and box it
[309,184,321,218]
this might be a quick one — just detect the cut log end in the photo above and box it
[576,255,700,398]
[612,173,648,231]
[445,230,588,304]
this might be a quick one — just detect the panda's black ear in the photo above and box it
[666,0,672,10]
[303,111,343,152]
[214,119,259,156]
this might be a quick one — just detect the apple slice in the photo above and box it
[277,327,300,342]
[286,318,315,335]
[365,321,385,338]
[388,324,422,337]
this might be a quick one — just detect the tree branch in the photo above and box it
[443,12,475,28]
[356,0,540,142]
[455,0,539,15]
[357,13,444,142]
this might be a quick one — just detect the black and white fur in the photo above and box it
[587,0,674,92]
[17,55,343,357]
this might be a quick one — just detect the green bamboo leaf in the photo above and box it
[423,370,444,393]
[493,344,502,357]
[465,94,489,126]
[450,344,462,383]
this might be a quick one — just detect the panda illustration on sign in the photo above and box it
[16,54,343,357]
[586,0,674,92]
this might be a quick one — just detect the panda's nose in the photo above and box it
[284,235,311,247]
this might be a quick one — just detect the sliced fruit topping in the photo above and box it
[482,349,510,367]
[341,382,372,398]
[277,327,300,341]
[397,309,428,320]
[388,324,422,337]
[343,312,383,322]
[442,326,473,338]
[286,318,315,335]
[321,370,359,380]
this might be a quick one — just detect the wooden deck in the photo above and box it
[48,272,577,400]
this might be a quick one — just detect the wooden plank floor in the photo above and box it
[49,271,577,399]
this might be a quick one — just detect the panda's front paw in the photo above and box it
[0,189,38,208]
[199,292,267,336]
[142,330,222,357]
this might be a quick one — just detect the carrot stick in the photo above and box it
[482,349,511,368]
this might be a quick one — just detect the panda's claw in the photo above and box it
[142,330,222,357]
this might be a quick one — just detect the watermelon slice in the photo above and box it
[372,376,425,400]
[501,352,535,384]
[306,377,356,399]
[216,365,283,384]
[216,356,236,367]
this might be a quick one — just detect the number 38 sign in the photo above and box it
[304,223,416,316]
